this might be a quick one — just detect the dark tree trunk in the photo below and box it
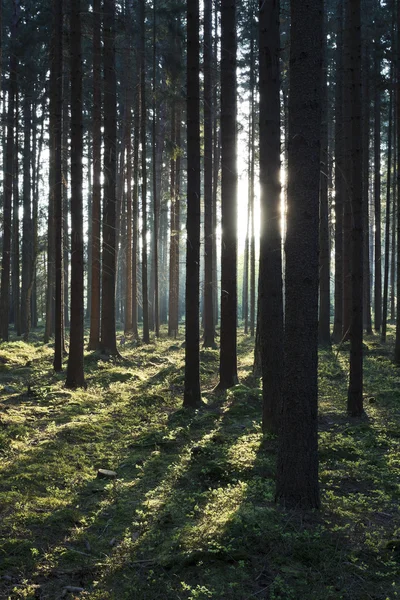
[395,0,400,363]
[66,0,85,388]
[21,97,32,335]
[88,0,102,350]
[362,42,372,334]
[382,69,394,343]
[318,18,331,346]
[140,0,150,344]
[374,41,382,331]
[53,0,64,372]
[203,0,215,348]
[276,0,322,509]
[0,2,18,342]
[100,0,118,355]
[333,0,344,343]
[391,96,397,322]
[12,93,20,336]
[152,0,160,337]
[249,17,256,339]
[183,0,201,408]
[259,0,283,434]
[168,103,179,337]
[347,0,363,417]
[216,0,238,390]
[132,64,140,340]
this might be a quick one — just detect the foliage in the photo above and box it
[0,329,399,599]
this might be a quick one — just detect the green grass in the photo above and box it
[0,326,399,599]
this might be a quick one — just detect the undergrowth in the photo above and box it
[0,326,399,599]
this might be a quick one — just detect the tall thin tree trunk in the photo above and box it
[374,38,382,331]
[333,0,344,343]
[203,0,215,348]
[88,0,102,350]
[0,2,18,342]
[12,93,20,335]
[347,0,363,416]
[216,0,238,390]
[140,0,149,343]
[362,42,372,333]
[382,69,394,342]
[100,0,118,355]
[319,16,331,346]
[53,0,64,372]
[183,0,201,407]
[66,0,85,388]
[259,0,283,433]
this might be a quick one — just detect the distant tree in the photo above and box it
[88,0,102,351]
[318,12,331,347]
[374,3,382,332]
[346,0,363,417]
[0,0,18,342]
[100,0,118,355]
[66,0,85,388]
[216,0,238,390]
[333,0,344,344]
[258,0,283,433]
[276,0,322,509]
[183,0,201,408]
[203,0,215,349]
[53,0,64,371]
[140,0,150,344]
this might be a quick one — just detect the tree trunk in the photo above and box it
[362,42,372,334]
[276,0,322,509]
[259,0,283,433]
[333,0,344,343]
[318,16,331,347]
[21,97,32,335]
[140,0,150,344]
[53,0,64,372]
[203,0,215,348]
[88,0,102,350]
[216,0,238,390]
[12,92,20,336]
[183,0,201,408]
[374,39,381,331]
[66,0,85,388]
[381,66,394,343]
[100,0,118,355]
[347,0,363,417]
[0,2,18,342]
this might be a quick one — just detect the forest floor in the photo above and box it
[0,327,399,600]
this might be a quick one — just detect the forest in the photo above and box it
[0,0,399,598]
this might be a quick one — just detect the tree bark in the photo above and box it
[66,0,85,388]
[100,0,118,355]
[183,0,201,408]
[276,0,322,509]
[259,0,283,434]
[347,0,363,417]
[216,0,238,390]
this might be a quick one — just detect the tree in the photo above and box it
[0,0,18,342]
[276,0,322,509]
[100,0,118,355]
[140,0,150,344]
[183,0,201,408]
[258,0,283,433]
[66,0,85,388]
[346,0,363,417]
[52,0,64,371]
[202,0,215,349]
[216,0,238,391]
[88,0,102,351]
